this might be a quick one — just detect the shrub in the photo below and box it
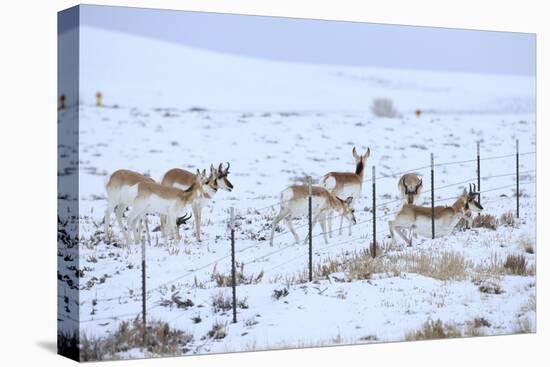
[371,98,398,118]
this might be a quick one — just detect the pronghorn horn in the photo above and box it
[225,162,230,172]
[176,213,192,226]
[218,162,223,172]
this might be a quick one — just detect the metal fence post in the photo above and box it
[230,207,237,323]
[308,177,313,282]
[372,166,376,258]
[431,153,435,239]
[141,232,147,349]
[516,140,520,218]
[477,141,481,205]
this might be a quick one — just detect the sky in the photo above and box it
[60,4,535,76]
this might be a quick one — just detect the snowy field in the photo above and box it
[57,27,536,359]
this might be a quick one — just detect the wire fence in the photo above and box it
[58,143,536,330]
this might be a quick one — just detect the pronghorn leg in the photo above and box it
[193,203,201,242]
[127,208,144,246]
[269,209,288,246]
[303,213,322,245]
[144,215,151,246]
[169,214,179,244]
[327,211,333,238]
[104,201,116,240]
[159,214,167,238]
[388,220,397,245]
[395,226,411,247]
[114,204,128,242]
[284,216,301,244]
[319,213,329,244]
[348,209,353,236]
[338,213,344,236]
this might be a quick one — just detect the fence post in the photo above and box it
[230,207,237,323]
[308,177,313,282]
[431,153,435,240]
[372,166,376,258]
[516,140,520,219]
[141,231,147,349]
[477,141,481,205]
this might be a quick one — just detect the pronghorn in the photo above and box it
[269,185,356,246]
[322,147,370,236]
[388,184,483,246]
[398,173,423,205]
[126,171,205,245]
[160,163,233,241]
[104,169,155,242]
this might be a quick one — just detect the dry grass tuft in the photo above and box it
[206,320,227,340]
[66,317,193,361]
[405,319,461,341]
[519,236,535,254]
[211,263,264,287]
[473,214,498,230]
[499,211,516,227]
[504,254,529,275]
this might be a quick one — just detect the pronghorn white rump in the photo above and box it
[160,163,233,241]
[322,147,370,236]
[269,185,356,246]
[389,184,483,246]
[126,171,205,245]
[104,169,154,242]
[397,173,423,205]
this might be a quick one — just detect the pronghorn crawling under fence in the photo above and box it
[388,183,483,246]
[104,169,155,243]
[126,170,205,245]
[397,173,423,205]
[322,147,370,236]
[269,185,356,246]
[160,163,233,241]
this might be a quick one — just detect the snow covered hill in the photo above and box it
[59,26,537,114]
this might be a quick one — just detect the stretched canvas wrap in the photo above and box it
[57,4,536,362]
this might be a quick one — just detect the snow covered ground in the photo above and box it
[57,27,536,360]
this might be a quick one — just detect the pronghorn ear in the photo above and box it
[352,147,359,160]
[364,148,371,159]
[344,196,353,205]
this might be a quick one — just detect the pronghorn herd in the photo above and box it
[104,164,233,245]
[104,147,483,249]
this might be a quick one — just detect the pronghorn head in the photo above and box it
[214,162,233,192]
[199,167,218,194]
[337,196,357,225]
[194,168,211,194]
[352,147,370,175]
[464,184,483,212]
[403,174,423,205]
